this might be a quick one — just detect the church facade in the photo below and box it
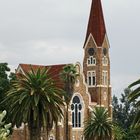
[11,0,112,140]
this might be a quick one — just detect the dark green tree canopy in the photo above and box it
[0,63,11,114]
[112,89,139,139]
[0,63,10,94]
[128,79,140,130]
[112,89,137,130]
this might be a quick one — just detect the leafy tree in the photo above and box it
[0,110,11,140]
[128,79,140,129]
[112,89,137,130]
[84,107,112,140]
[0,63,10,111]
[112,95,122,126]
[112,89,139,139]
[60,64,78,140]
[2,67,64,140]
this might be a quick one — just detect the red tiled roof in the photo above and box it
[19,63,67,88]
[84,0,106,47]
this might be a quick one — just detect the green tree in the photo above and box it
[84,107,112,140]
[0,110,11,140]
[112,89,137,130]
[2,67,64,140]
[0,63,10,111]
[112,89,139,139]
[112,95,122,126]
[60,64,78,140]
[128,79,140,129]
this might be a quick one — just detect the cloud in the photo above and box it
[111,73,140,97]
[0,0,140,97]
[0,39,83,71]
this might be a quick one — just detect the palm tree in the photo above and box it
[60,64,78,140]
[2,67,64,140]
[128,79,140,129]
[112,124,126,140]
[84,107,112,140]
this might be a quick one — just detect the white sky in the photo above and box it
[0,0,140,97]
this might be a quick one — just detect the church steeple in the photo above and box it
[83,0,111,109]
[84,0,106,46]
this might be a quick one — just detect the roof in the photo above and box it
[84,0,106,47]
[18,63,67,88]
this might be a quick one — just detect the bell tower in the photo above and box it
[83,0,111,109]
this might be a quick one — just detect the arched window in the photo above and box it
[102,56,108,66]
[71,96,82,128]
[49,134,55,140]
[49,135,54,140]
[87,56,96,65]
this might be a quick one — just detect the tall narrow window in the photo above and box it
[71,96,82,128]
[102,71,108,85]
[88,72,91,86]
[92,76,95,85]
[87,71,96,86]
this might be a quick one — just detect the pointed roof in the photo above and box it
[84,0,106,47]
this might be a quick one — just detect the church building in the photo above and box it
[11,0,112,139]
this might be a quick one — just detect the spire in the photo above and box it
[84,0,106,46]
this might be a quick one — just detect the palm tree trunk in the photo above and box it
[29,127,41,140]
[28,111,41,140]
[41,127,48,140]
[65,103,69,140]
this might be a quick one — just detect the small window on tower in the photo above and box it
[102,71,108,85]
[87,71,96,86]
[88,59,90,65]
[102,57,108,66]
[87,56,96,66]
[89,77,91,86]
[88,72,91,86]
[92,76,96,85]
[103,92,107,100]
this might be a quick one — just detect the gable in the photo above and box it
[17,63,68,88]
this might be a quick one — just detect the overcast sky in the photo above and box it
[0,0,140,97]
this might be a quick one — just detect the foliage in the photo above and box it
[113,124,126,140]
[84,107,112,140]
[0,63,14,127]
[113,123,139,140]
[128,78,140,129]
[60,64,79,103]
[2,67,64,140]
[0,110,11,140]
[112,88,139,139]
[123,128,139,140]
[0,63,10,111]
[60,64,79,140]
[112,89,137,130]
